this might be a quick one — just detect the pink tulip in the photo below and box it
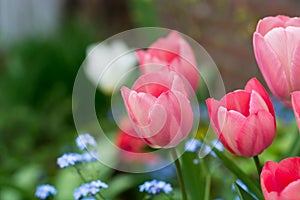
[261,157,300,200]
[253,15,300,104]
[136,31,199,91]
[291,91,300,132]
[121,71,193,148]
[206,78,276,157]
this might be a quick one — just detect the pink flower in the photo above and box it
[261,157,300,200]
[206,78,276,157]
[136,31,199,91]
[253,15,300,104]
[121,71,193,148]
[291,91,300,132]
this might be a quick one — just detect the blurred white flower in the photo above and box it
[84,40,136,94]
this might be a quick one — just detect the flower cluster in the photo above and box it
[76,133,97,150]
[35,184,57,200]
[36,133,102,199]
[184,138,223,154]
[57,133,99,168]
[35,14,300,200]
[139,180,173,195]
[57,151,99,168]
[73,180,108,200]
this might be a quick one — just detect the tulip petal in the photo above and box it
[121,87,156,126]
[217,106,246,155]
[237,110,275,157]
[249,90,269,114]
[286,16,300,27]
[264,28,291,82]
[286,27,300,92]
[280,180,300,200]
[219,91,251,117]
[148,31,180,62]
[292,91,300,132]
[261,161,281,194]
[253,32,290,100]
[245,78,275,116]
[256,16,288,36]
[132,71,188,97]
[206,98,222,134]
[144,90,193,148]
[132,72,171,97]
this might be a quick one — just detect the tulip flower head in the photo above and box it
[121,71,193,148]
[253,15,300,104]
[261,157,300,200]
[206,78,276,157]
[136,31,199,91]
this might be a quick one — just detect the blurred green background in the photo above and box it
[1,0,300,199]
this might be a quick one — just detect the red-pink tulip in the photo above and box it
[261,157,300,200]
[253,15,300,104]
[121,71,193,148]
[291,91,300,132]
[136,31,199,91]
[206,78,276,157]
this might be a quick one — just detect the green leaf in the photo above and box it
[234,181,256,200]
[181,152,207,200]
[213,148,263,200]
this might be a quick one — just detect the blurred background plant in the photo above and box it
[0,0,300,199]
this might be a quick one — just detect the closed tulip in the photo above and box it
[261,157,300,200]
[121,71,193,148]
[206,78,276,157]
[136,31,199,91]
[253,15,300,104]
[291,91,300,132]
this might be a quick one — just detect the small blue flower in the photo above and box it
[57,153,82,168]
[35,184,56,199]
[81,198,96,200]
[81,151,99,162]
[211,139,224,152]
[76,133,97,150]
[185,138,202,152]
[73,180,108,200]
[139,180,173,195]
[57,151,99,168]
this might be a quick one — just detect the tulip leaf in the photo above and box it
[181,152,207,200]
[213,148,264,200]
[233,181,257,200]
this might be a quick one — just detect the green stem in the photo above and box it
[213,148,264,200]
[171,149,188,200]
[253,156,262,178]
[74,165,87,182]
[96,192,106,200]
[204,173,211,200]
